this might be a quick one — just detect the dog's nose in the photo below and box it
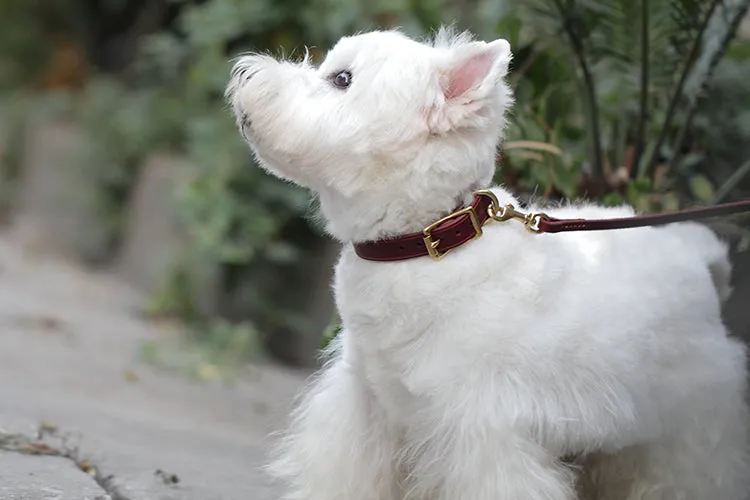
[240,111,253,131]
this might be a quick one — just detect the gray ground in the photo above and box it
[0,228,309,500]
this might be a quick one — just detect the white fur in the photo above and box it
[227,27,750,500]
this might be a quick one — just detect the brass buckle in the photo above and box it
[423,206,483,261]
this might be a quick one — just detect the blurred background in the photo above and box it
[0,0,749,378]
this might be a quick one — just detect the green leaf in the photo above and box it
[321,312,343,350]
[602,192,625,207]
[688,174,715,203]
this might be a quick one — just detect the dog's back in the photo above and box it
[535,198,734,304]
[660,222,733,303]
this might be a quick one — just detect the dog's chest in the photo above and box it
[335,253,503,425]
[359,353,419,424]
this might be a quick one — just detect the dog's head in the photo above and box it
[227,27,513,239]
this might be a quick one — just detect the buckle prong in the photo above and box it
[422,206,483,261]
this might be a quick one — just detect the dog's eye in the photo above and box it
[331,70,352,89]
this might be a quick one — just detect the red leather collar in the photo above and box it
[353,193,494,262]
[353,191,750,263]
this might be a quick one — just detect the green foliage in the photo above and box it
[137,318,263,384]
[0,1,60,89]
[69,80,172,255]
[500,0,750,208]
[321,311,343,350]
[175,115,311,266]
[144,262,201,321]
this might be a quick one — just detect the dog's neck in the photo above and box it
[315,146,502,243]
[318,182,489,243]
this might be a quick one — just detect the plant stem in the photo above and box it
[714,158,750,203]
[633,0,649,174]
[665,103,697,173]
[637,0,722,179]
[667,0,750,174]
[509,47,540,88]
[683,0,750,104]
[551,0,605,186]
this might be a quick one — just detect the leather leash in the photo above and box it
[537,198,750,233]
[353,190,750,263]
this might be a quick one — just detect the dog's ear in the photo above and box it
[428,39,512,133]
[444,39,511,99]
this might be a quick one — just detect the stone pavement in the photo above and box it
[0,227,310,500]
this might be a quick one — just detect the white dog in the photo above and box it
[227,27,749,500]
